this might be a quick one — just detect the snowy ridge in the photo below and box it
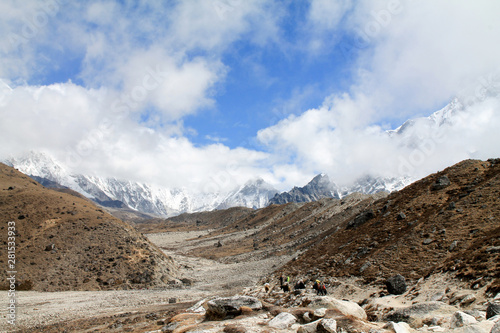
[4,151,279,217]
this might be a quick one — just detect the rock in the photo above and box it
[432,175,451,190]
[451,311,478,328]
[181,278,194,286]
[161,321,178,332]
[347,209,375,229]
[313,308,327,318]
[297,320,320,333]
[386,274,407,295]
[308,296,367,320]
[491,321,500,333]
[385,301,459,327]
[423,238,434,245]
[487,246,500,253]
[397,212,406,220]
[450,240,459,251]
[223,324,247,333]
[164,313,204,332]
[487,301,500,319]
[45,243,56,251]
[188,299,207,314]
[206,296,262,320]
[384,321,412,333]
[360,261,372,273]
[449,322,495,333]
[268,312,297,329]
[460,295,477,307]
[317,318,337,333]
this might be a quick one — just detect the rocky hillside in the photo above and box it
[0,163,179,291]
[275,158,500,294]
[135,206,255,234]
[180,192,388,262]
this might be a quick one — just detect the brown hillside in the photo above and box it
[279,159,500,293]
[135,206,255,233]
[0,163,178,291]
[185,192,388,261]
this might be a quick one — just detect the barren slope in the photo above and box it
[0,163,178,291]
[278,159,500,294]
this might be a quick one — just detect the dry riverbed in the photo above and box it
[0,229,293,332]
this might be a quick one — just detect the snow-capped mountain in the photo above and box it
[217,178,279,210]
[269,174,340,205]
[4,151,278,217]
[269,173,413,205]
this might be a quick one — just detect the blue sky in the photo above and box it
[1,0,500,192]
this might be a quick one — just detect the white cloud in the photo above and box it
[0,81,274,192]
[345,0,500,119]
[255,0,500,186]
[1,0,499,195]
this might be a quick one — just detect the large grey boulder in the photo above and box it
[307,296,367,320]
[205,296,262,320]
[268,312,297,329]
[451,311,478,328]
[317,318,338,333]
[385,301,458,327]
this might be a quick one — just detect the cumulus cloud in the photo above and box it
[255,0,500,186]
[1,0,499,194]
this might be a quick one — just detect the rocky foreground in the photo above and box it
[158,276,500,333]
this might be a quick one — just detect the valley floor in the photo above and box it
[0,229,294,332]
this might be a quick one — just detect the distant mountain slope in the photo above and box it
[0,163,178,291]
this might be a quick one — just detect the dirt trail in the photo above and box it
[0,230,292,331]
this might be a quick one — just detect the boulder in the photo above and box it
[449,322,494,333]
[297,320,320,333]
[451,311,478,328]
[308,296,367,320]
[347,210,375,229]
[432,175,451,190]
[313,308,327,318]
[385,301,459,327]
[268,312,297,329]
[317,318,337,333]
[460,295,477,307]
[487,301,500,319]
[384,321,413,333]
[205,296,262,320]
[386,274,407,295]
